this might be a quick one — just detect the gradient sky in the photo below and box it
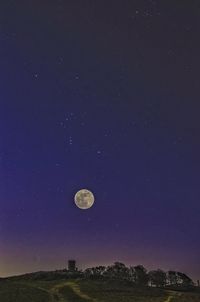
[1,1,200,280]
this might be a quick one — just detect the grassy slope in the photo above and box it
[0,281,50,302]
[0,279,200,302]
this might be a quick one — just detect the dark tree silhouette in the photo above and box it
[131,265,149,286]
[149,269,167,287]
[167,271,178,286]
[177,272,194,288]
[105,262,129,280]
[84,266,106,279]
[84,268,93,278]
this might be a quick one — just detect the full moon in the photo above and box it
[74,189,95,209]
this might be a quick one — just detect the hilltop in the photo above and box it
[1,261,200,301]
[0,278,200,302]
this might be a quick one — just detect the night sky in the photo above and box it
[1,1,200,280]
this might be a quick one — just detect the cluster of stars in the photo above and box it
[58,111,107,157]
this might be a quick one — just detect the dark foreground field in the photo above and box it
[0,279,200,302]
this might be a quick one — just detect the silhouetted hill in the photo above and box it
[0,278,200,302]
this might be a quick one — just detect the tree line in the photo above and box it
[83,262,194,289]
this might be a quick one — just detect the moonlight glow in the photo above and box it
[74,189,95,209]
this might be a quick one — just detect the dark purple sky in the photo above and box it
[1,1,200,280]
